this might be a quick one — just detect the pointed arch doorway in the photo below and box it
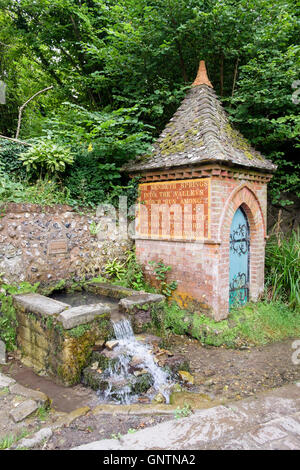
[229,207,250,308]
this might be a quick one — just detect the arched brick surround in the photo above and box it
[216,184,266,318]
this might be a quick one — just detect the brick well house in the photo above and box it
[123,61,277,320]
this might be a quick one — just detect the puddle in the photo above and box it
[169,391,221,409]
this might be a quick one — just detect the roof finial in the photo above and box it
[192,60,213,88]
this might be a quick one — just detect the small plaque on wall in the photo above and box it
[48,239,68,255]
[137,178,211,240]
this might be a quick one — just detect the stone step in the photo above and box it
[9,399,39,423]
[9,383,50,406]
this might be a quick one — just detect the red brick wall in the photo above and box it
[136,175,268,320]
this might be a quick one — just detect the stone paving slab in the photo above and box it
[119,293,165,310]
[9,399,39,423]
[0,372,16,388]
[74,405,249,450]
[58,303,111,329]
[9,383,49,406]
[228,394,300,426]
[73,384,300,450]
[13,293,69,316]
[15,427,53,449]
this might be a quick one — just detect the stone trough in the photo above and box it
[13,281,164,387]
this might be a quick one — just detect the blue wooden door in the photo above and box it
[229,207,250,308]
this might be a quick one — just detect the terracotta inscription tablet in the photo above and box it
[137,178,211,240]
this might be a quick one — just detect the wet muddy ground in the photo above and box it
[168,336,300,401]
[45,413,171,450]
[1,335,299,449]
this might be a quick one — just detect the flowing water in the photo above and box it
[97,318,173,405]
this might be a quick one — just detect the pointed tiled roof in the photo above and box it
[123,61,277,174]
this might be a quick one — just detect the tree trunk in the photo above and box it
[220,52,224,96]
[231,57,239,98]
[175,40,188,83]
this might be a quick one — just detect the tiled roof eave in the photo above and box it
[123,157,277,174]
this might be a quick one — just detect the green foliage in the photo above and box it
[231,302,300,346]
[0,430,29,450]
[99,249,151,292]
[19,139,74,178]
[36,405,50,421]
[0,172,27,202]
[127,428,137,434]
[89,221,102,236]
[163,302,190,336]
[174,403,192,419]
[0,140,27,177]
[149,260,178,297]
[0,434,15,450]
[42,103,153,159]
[64,156,121,208]
[0,295,17,351]
[44,103,151,207]
[103,250,146,288]
[123,250,145,290]
[0,280,39,350]
[0,0,298,211]
[265,229,300,309]
[67,324,91,339]
[161,300,300,348]
[0,175,74,206]
[0,141,75,205]
[111,432,122,440]
[228,44,300,206]
[104,258,127,281]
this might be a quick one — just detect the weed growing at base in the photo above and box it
[161,300,300,348]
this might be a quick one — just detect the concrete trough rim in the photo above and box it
[13,292,70,316]
[58,302,112,329]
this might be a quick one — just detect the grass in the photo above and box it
[0,175,74,207]
[36,405,50,421]
[265,229,300,309]
[161,300,300,348]
[0,429,29,450]
[0,434,15,449]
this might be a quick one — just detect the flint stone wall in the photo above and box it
[0,203,132,284]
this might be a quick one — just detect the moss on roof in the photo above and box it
[123,84,277,173]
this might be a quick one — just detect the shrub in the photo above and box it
[64,152,121,207]
[0,140,27,177]
[265,229,300,309]
[0,175,74,206]
[19,139,74,178]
